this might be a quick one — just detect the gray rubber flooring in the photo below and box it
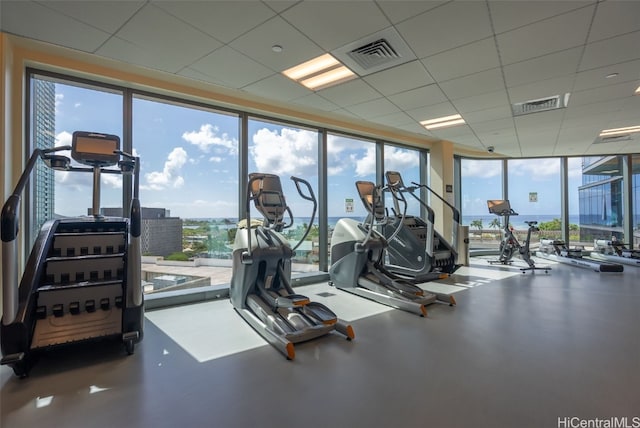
[2,260,639,428]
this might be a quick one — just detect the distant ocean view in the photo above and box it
[192,214,581,230]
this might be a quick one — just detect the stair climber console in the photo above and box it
[1,131,143,377]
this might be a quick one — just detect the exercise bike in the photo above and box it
[487,200,549,274]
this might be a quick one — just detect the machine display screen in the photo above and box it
[72,131,120,166]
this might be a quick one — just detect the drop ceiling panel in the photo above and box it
[396,1,493,58]
[496,6,594,66]
[316,80,383,107]
[0,1,111,52]
[362,61,434,96]
[451,90,510,114]
[291,94,340,112]
[242,74,311,102]
[189,46,275,89]
[114,4,221,70]
[488,1,592,35]
[569,81,636,108]
[421,37,500,82]
[96,36,185,73]
[372,111,416,128]
[587,0,640,42]
[579,31,640,71]
[387,85,448,111]
[463,105,513,124]
[262,1,299,14]
[375,1,447,25]
[345,98,402,119]
[502,47,583,88]
[438,68,506,100]
[40,0,145,34]
[281,1,390,51]
[573,59,640,92]
[405,101,458,122]
[472,118,516,135]
[153,1,275,44]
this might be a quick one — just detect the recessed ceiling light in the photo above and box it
[282,53,356,90]
[420,114,466,130]
[605,73,618,79]
[599,125,640,137]
[272,45,283,53]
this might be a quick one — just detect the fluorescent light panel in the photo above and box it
[635,86,640,95]
[599,125,640,137]
[420,114,466,130]
[282,53,356,90]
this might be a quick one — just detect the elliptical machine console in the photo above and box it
[1,131,143,377]
[230,173,354,360]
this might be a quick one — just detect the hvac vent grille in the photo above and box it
[347,39,400,70]
[332,27,416,76]
[512,93,570,116]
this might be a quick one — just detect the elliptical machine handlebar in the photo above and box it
[410,181,461,224]
[289,176,317,252]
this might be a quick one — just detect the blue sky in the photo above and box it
[50,81,582,221]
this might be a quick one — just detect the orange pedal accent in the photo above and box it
[420,305,428,317]
[323,319,337,326]
[449,295,457,306]
[346,325,355,340]
[286,343,295,360]
[416,290,424,296]
[294,299,311,306]
[439,273,449,279]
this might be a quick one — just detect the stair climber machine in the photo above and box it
[590,239,640,267]
[329,180,439,317]
[486,200,550,273]
[1,131,143,377]
[536,239,623,273]
[382,171,465,304]
[230,173,354,360]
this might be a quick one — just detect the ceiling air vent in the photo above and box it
[594,134,632,144]
[512,93,570,116]
[332,27,416,76]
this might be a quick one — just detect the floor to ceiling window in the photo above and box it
[248,118,320,272]
[29,73,123,246]
[383,144,421,217]
[459,158,503,250]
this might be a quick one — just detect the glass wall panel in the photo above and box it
[460,159,503,250]
[326,134,377,262]
[29,74,123,245]
[507,158,561,244]
[577,155,624,246]
[383,145,421,217]
[633,155,640,247]
[133,96,239,293]
[247,118,320,272]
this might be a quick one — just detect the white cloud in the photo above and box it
[384,147,419,172]
[143,147,187,190]
[182,124,237,154]
[209,156,222,163]
[250,127,317,176]
[353,146,376,177]
[461,159,502,179]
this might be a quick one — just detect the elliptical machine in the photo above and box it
[329,180,438,317]
[486,200,549,273]
[1,131,143,377]
[230,173,354,360]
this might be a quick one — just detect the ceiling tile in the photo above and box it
[189,46,275,89]
[503,47,583,88]
[40,1,145,33]
[569,81,636,108]
[488,1,592,34]
[439,68,505,100]
[372,111,415,127]
[507,76,574,104]
[316,80,383,107]
[345,98,402,119]
[375,1,447,25]
[0,1,111,52]
[463,105,513,124]
[496,6,594,65]
[291,94,340,112]
[229,16,324,72]
[395,1,493,58]
[362,61,433,96]
[579,30,640,72]
[422,37,500,82]
[452,90,510,114]
[154,1,275,44]
[114,4,221,69]
[387,85,448,110]
[242,73,311,102]
[588,1,640,42]
[405,101,458,122]
[96,36,185,73]
[573,59,640,92]
[281,1,391,51]
[262,1,300,14]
